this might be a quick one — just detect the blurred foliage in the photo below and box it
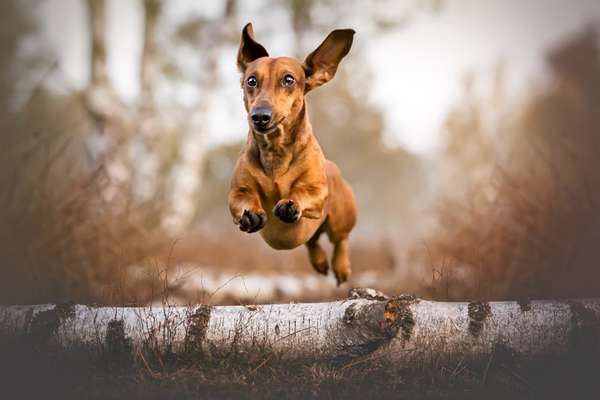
[426,30,600,300]
[0,0,598,304]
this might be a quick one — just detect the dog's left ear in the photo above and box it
[303,29,355,92]
[237,23,269,72]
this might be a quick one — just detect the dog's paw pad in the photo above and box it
[273,199,301,223]
[239,210,267,233]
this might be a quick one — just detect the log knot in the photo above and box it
[185,305,212,354]
[468,302,491,337]
[333,296,419,360]
[333,301,397,360]
[105,319,133,363]
[517,298,532,312]
[343,303,358,324]
[568,301,600,356]
[27,302,75,349]
[385,294,418,342]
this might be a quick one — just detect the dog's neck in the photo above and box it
[249,105,311,177]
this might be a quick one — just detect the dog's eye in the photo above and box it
[246,76,258,88]
[281,74,296,87]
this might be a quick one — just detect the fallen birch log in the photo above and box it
[1,294,599,364]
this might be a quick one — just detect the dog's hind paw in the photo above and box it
[273,199,301,223]
[239,209,267,233]
[334,267,351,286]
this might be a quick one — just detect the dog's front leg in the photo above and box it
[229,185,267,233]
[274,178,328,223]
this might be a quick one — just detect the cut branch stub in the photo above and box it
[385,294,419,343]
[330,301,395,360]
[326,294,418,361]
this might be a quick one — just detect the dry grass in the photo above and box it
[423,31,600,301]
[1,327,598,400]
[0,126,171,305]
[2,22,599,311]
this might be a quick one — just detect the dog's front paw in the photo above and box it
[273,199,301,223]
[239,209,267,233]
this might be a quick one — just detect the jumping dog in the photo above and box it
[229,23,357,285]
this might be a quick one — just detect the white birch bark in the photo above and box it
[2,296,598,364]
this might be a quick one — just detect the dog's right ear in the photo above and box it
[237,23,269,72]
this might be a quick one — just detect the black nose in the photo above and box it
[250,107,272,128]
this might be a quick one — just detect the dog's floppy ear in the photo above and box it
[303,29,355,92]
[237,23,269,72]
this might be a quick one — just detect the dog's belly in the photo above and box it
[259,213,325,250]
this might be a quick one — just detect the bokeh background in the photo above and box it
[2,0,600,305]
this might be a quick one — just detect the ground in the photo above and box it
[1,335,599,400]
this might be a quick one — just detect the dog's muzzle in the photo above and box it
[250,106,272,132]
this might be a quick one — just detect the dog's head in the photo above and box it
[237,23,354,135]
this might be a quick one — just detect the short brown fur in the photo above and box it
[229,23,357,284]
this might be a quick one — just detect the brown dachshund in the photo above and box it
[228,23,357,285]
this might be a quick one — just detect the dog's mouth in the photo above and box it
[252,118,284,134]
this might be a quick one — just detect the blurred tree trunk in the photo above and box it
[131,0,164,203]
[83,0,232,233]
[82,0,168,214]
[84,0,130,202]
[161,0,238,234]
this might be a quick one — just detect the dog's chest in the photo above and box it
[257,172,292,204]
[254,150,295,202]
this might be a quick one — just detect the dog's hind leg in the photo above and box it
[323,160,356,285]
[331,237,351,285]
[306,228,329,275]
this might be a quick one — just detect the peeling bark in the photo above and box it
[1,298,599,364]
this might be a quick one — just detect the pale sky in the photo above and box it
[29,0,600,154]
